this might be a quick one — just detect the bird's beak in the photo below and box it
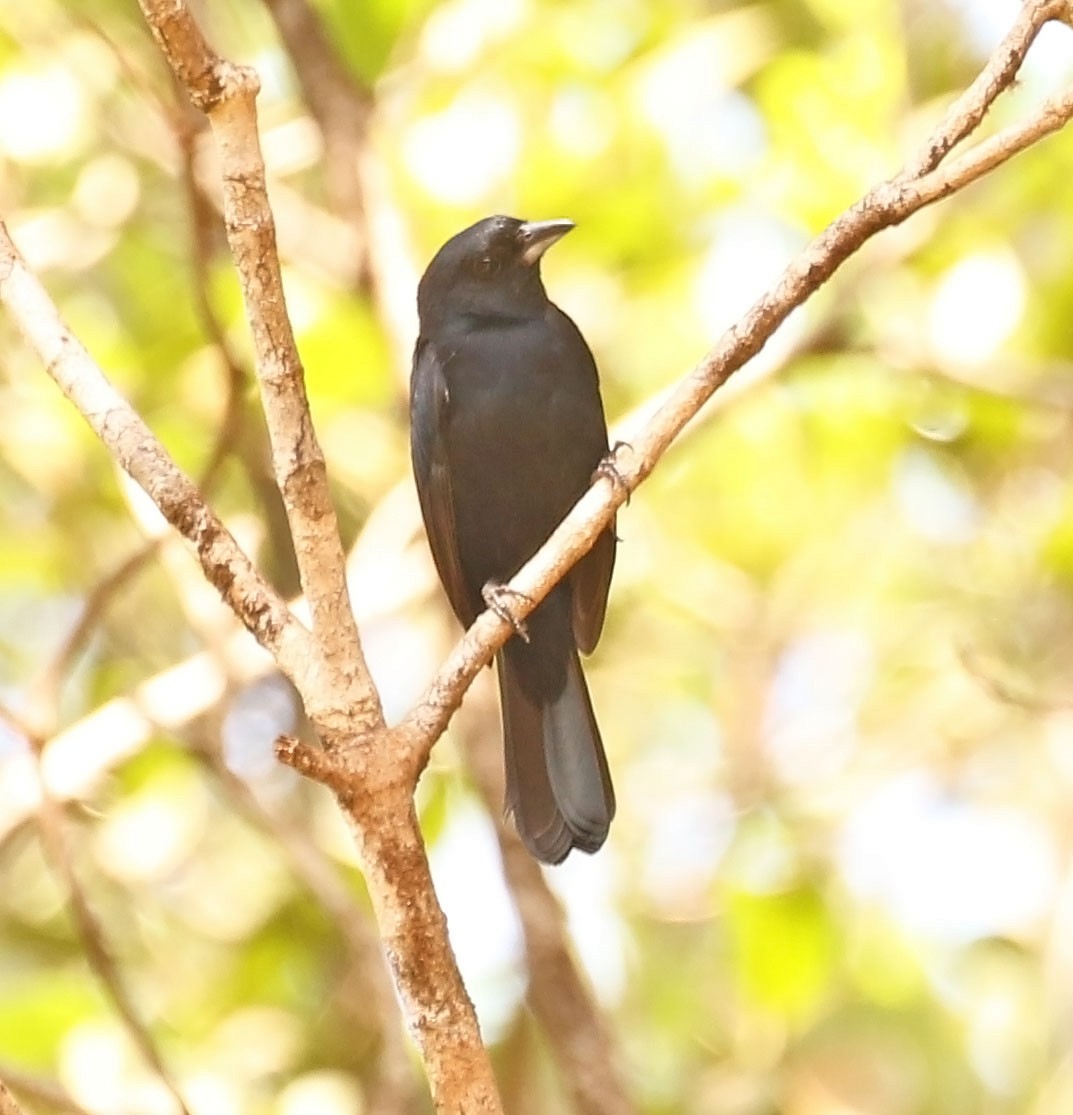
[517,219,575,266]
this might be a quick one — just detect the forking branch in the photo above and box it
[1,0,1072,1111]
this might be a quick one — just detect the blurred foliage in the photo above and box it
[3,0,1073,1113]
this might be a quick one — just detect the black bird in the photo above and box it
[410,215,616,864]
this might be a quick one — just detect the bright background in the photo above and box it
[3,0,1073,1113]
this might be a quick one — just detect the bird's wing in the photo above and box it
[410,338,480,627]
[539,305,616,656]
[571,523,615,654]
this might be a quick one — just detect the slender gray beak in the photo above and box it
[517,218,575,266]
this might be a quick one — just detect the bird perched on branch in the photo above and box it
[410,215,617,864]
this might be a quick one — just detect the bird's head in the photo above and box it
[417,214,574,332]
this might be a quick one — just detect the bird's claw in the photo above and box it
[482,582,533,642]
[592,441,632,504]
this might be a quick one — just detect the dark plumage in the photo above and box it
[410,215,616,863]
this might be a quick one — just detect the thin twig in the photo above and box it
[0,634,276,845]
[259,0,373,287]
[958,644,1073,714]
[26,733,193,1115]
[40,822,193,1115]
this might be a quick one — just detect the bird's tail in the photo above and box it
[496,588,615,864]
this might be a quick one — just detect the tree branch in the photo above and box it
[396,0,1073,773]
[0,223,311,685]
[903,0,1066,177]
[27,100,254,733]
[131,3,502,1109]
[137,0,377,734]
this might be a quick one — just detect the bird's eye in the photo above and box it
[474,256,498,276]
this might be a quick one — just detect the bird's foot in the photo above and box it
[592,441,632,504]
[482,582,533,643]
